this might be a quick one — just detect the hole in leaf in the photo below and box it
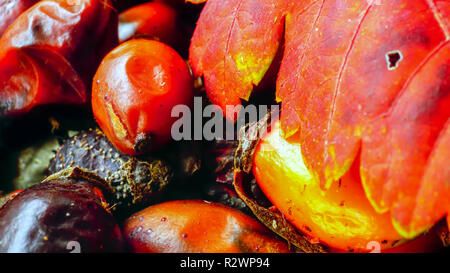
[386,50,403,70]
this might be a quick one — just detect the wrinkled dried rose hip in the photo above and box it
[0,0,118,116]
[48,129,174,214]
[0,0,39,37]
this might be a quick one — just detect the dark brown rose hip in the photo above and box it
[0,176,123,253]
[48,129,173,213]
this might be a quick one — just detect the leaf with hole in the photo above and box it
[189,0,450,238]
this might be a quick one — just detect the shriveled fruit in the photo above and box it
[253,121,405,251]
[0,0,40,37]
[0,0,118,116]
[123,200,290,253]
[92,39,194,155]
[118,2,178,45]
[48,129,173,214]
[0,174,123,253]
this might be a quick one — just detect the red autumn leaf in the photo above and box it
[189,0,450,238]
[0,0,117,116]
[361,42,450,238]
[189,0,286,121]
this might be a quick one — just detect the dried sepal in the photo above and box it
[234,112,271,173]
[232,113,325,253]
[209,139,238,185]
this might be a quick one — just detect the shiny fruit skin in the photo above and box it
[0,190,23,209]
[92,39,194,155]
[253,121,405,252]
[119,2,178,45]
[123,200,290,253]
[0,0,118,116]
[0,0,39,37]
[0,178,123,253]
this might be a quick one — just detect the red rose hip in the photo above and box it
[123,200,290,253]
[92,39,194,155]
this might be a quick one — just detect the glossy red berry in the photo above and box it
[0,177,123,253]
[123,200,290,253]
[92,39,194,155]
